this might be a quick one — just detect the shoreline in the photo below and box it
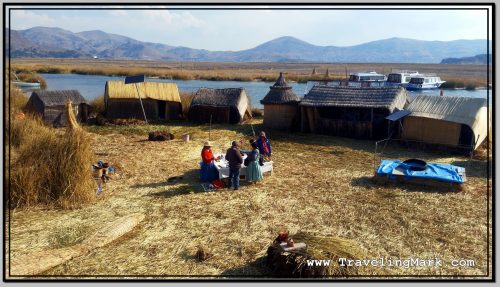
[11,58,491,89]
[35,72,491,91]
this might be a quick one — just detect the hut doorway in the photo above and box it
[158,101,166,119]
[78,103,88,122]
[458,124,475,147]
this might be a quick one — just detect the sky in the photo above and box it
[8,6,491,51]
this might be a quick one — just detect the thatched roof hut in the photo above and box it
[188,88,252,124]
[25,90,89,127]
[300,86,408,139]
[260,72,300,130]
[402,95,488,150]
[104,81,182,120]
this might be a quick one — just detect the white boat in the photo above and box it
[406,74,446,90]
[12,71,41,89]
[348,71,386,87]
[13,81,41,89]
[385,70,420,87]
[349,71,387,82]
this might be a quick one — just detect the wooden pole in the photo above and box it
[370,108,374,139]
[387,120,391,139]
[209,114,212,141]
[300,107,305,132]
[134,83,148,124]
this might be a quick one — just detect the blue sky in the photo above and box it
[9,7,490,51]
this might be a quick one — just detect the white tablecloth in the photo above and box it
[214,153,273,179]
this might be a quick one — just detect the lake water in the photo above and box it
[38,73,489,108]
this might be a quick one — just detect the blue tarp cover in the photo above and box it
[385,109,411,121]
[125,74,145,84]
[376,160,465,184]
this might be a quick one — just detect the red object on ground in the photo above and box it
[211,179,226,189]
[278,230,289,242]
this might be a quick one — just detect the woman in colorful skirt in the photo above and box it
[200,141,218,182]
[246,140,263,184]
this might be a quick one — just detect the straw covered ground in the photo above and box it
[7,119,492,278]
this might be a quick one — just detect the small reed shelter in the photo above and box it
[25,90,89,127]
[260,72,300,130]
[299,86,407,139]
[104,81,182,120]
[188,88,252,124]
[402,95,488,150]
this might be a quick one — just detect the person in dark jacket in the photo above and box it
[256,131,272,160]
[225,141,243,190]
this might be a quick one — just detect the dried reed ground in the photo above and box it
[7,119,491,278]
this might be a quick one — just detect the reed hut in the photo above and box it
[25,90,89,127]
[260,72,300,130]
[299,86,408,139]
[402,95,488,150]
[104,81,181,120]
[188,88,252,124]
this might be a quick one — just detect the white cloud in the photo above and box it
[143,10,204,29]
[10,10,55,29]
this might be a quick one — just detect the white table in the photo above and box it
[214,153,273,180]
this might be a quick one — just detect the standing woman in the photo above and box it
[256,131,272,160]
[246,140,263,184]
[200,141,217,182]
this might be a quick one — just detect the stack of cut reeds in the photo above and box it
[266,232,363,278]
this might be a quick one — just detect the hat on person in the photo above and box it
[204,141,212,147]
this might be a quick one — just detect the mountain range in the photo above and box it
[6,27,491,63]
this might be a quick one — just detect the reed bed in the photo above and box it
[5,80,28,115]
[11,58,491,88]
[89,95,106,117]
[6,119,491,278]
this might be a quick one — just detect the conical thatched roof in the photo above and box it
[260,72,300,105]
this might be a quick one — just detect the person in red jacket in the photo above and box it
[201,141,215,165]
[200,141,217,182]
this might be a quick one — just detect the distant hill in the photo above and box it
[6,27,492,63]
[441,54,492,64]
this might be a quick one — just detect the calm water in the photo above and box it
[38,73,489,108]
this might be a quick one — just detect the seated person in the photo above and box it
[200,141,218,182]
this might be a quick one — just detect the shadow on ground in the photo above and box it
[219,256,273,278]
[451,160,490,178]
[351,176,461,194]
